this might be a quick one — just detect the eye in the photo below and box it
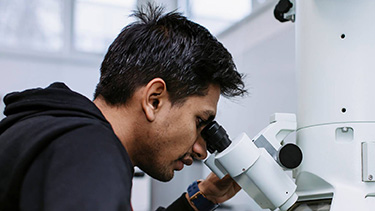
[196,114,215,129]
[196,117,205,128]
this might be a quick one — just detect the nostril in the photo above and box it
[192,152,204,160]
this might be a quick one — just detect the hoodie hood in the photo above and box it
[0,83,130,210]
[0,82,112,210]
[0,82,106,134]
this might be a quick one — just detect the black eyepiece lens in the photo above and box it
[201,121,232,153]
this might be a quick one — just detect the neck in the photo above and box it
[93,96,139,165]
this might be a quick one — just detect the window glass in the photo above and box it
[183,0,252,35]
[0,0,63,51]
[74,0,136,53]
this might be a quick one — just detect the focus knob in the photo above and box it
[278,143,303,169]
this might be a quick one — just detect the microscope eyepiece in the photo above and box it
[201,121,232,153]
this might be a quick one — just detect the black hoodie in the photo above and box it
[0,82,134,211]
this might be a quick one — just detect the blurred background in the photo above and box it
[0,0,296,210]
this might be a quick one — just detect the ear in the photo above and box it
[142,78,168,122]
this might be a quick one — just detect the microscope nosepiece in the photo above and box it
[201,121,232,153]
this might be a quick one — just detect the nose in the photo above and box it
[192,136,208,160]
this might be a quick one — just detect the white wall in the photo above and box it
[216,3,296,138]
[0,52,102,119]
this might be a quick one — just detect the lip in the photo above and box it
[175,157,193,171]
[175,160,184,171]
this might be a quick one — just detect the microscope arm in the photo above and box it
[253,113,302,169]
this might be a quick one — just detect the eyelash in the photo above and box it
[196,117,206,128]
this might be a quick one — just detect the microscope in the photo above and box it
[202,114,302,211]
[203,0,375,210]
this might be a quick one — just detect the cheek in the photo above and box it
[179,124,199,149]
[162,113,199,151]
[165,115,192,136]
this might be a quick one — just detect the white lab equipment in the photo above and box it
[203,113,302,211]
[291,0,375,210]
[204,0,375,210]
[213,0,375,210]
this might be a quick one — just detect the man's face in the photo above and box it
[136,84,220,181]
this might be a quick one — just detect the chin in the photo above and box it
[153,173,174,182]
[145,168,174,182]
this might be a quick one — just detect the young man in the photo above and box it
[0,4,246,211]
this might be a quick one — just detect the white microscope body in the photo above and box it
[292,0,375,210]
[204,0,375,210]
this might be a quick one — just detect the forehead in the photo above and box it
[179,84,220,115]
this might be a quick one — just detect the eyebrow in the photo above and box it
[203,110,216,122]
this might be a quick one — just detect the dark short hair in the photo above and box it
[94,3,246,105]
